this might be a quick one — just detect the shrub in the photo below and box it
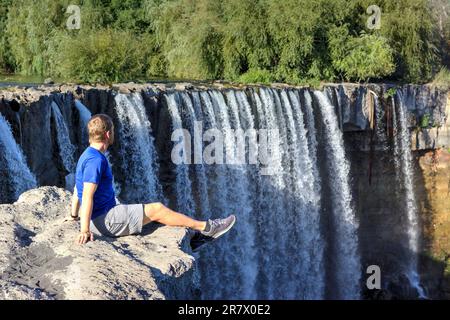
[238,69,274,84]
[383,87,397,99]
[47,29,148,84]
[431,68,450,90]
[5,0,67,75]
[330,32,395,82]
[0,0,13,72]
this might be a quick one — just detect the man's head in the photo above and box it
[87,114,115,146]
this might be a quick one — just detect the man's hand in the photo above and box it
[64,214,80,222]
[76,231,94,245]
[77,182,97,245]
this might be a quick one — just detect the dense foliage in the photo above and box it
[0,0,448,84]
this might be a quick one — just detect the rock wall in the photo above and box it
[0,187,199,300]
[340,89,450,299]
[345,146,450,299]
[418,149,450,299]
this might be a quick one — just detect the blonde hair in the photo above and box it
[87,114,114,143]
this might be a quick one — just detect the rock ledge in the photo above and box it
[0,187,198,300]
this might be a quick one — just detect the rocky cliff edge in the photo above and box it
[0,187,198,300]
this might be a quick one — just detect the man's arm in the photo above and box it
[70,185,80,219]
[77,182,98,245]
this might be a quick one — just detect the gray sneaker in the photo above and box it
[201,215,236,239]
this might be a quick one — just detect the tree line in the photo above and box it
[0,0,449,84]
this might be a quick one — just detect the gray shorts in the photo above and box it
[90,204,145,237]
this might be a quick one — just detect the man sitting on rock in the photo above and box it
[70,114,236,248]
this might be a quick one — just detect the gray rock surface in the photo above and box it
[0,187,198,300]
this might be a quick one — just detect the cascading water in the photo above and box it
[114,93,165,204]
[194,91,233,299]
[314,90,361,300]
[0,113,37,203]
[160,87,358,299]
[209,90,257,299]
[165,93,196,215]
[51,101,76,191]
[224,90,258,299]
[393,90,425,298]
[75,100,92,147]
[285,89,325,299]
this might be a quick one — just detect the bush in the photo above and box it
[383,87,397,99]
[330,32,395,82]
[47,29,148,84]
[0,0,13,72]
[154,0,224,80]
[5,0,67,75]
[431,68,450,90]
[238,69,273,84]
[374,0,439,82]
[221,0,273,80]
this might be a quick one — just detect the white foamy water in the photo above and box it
[314,90,361,300]
[74,100,91,147]
[51,101,76,190]
[0,113,37,201]
[158,88,357,299]
[393,90,426,298]
[114,93,164,203]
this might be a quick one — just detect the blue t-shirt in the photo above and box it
[75,147,116,219]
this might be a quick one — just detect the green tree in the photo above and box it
[154,0,223,79]
[356,0,439,82]
[0,0,445,84]
[0,0,13,72]
[47,28,148,83]
[5,0,68,75]
[329,29,395,81]
[221,0,273,80]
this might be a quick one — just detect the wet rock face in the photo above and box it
[0,187,198,300]
[0,94,77,188]
[418,149,450,299]
[347,146,450,299]
[331,84,449,152]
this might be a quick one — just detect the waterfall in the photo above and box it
[393,90,425,298]
[0,113,37,202]
[285,89,325,298]
[75,100,91,147]
[6,87,363,299]
[193,91,231,299]
[158,88,354,299]
[314,90,361,299]
[1,83,444,299]
[226,90,258,299]
[210,90,257,299]
[114,93,164,203]
[180,92,211,221]
[51,101,76,191]
[165,93,196,214]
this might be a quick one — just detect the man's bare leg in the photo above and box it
[143,202,207,231]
